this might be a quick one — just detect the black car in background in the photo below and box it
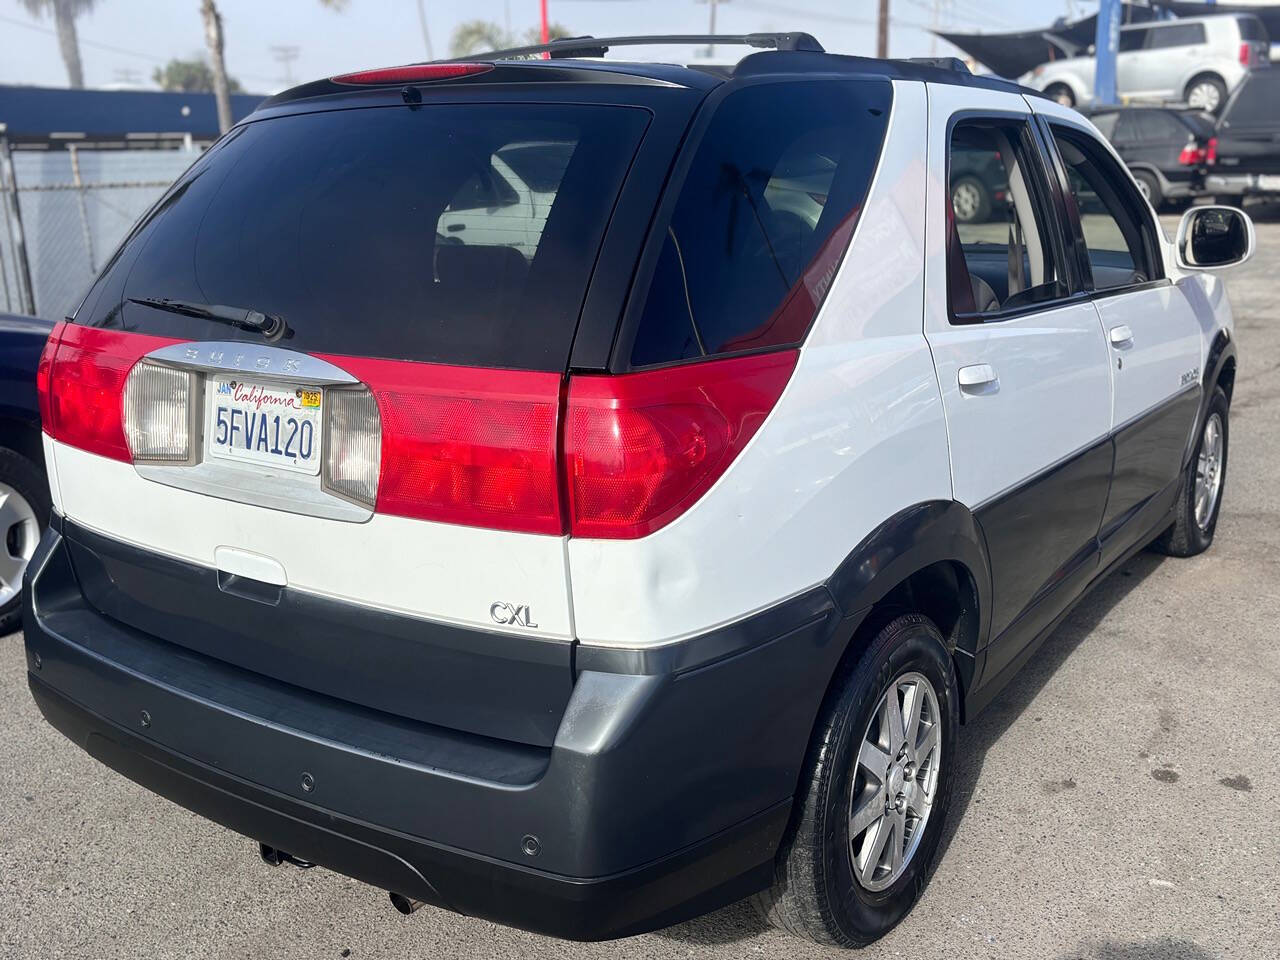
[0,313,52,634]
[1207,68,1280,199]
[1088,106,1218,209]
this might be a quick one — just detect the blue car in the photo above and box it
[0,313,53,633]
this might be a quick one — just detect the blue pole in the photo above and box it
[1094,0,1122,105]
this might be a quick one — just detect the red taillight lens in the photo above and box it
[1179,142,1208,166]
[1240,42,1252,67]
[328,355,563,535]
[1207,136,1218,165]
[332,63,493,85]
[35,320,65,432]
[564,350,797,539]
[44,326,183,461]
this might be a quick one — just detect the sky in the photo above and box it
[0,0,1093,93]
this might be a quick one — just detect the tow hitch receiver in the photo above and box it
[259,843,316,869]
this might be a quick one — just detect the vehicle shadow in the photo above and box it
[659,548,1167,947]
[932,548,1166,869]
[1058,935,1217,960]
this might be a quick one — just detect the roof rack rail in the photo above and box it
[898,57,971,74]
[443,32,825,62]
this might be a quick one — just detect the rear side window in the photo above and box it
[1146,23,1206,49]
[1092,112,1120,141]
[626,79,891,367]
[1237,17,1267,42]
[75,103,650,371]
[1134,111,1185,141]
[1119,29,1147,53]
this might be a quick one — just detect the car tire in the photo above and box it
[0,447,50,635]
[1132,170,1162,209]
[950,175,991,224]
[1185,74,1227,115]
[754,612,958,947]
[1045,83,1075,107]
[1154,387,1228,558]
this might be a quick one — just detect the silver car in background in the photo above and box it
[1022,14,1270,114]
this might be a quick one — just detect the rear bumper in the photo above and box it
[23,517,855,940]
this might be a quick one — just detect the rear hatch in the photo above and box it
[1215,70,1280,177]
[39,70,688,746]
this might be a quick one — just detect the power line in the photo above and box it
[0,12,278,85]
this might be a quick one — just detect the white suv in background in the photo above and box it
[25,39,1253,948]
[1023,13,1270,114]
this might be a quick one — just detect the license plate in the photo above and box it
[206,377,322,474]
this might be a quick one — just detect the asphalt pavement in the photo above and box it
[2,214,1278,960]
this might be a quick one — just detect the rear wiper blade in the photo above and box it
[128,297,289,341]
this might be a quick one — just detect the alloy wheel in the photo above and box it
[1187,82,1221,113]
[952,182,981,223]
[1194,412,1224,531]
[0,482,38,608]
[849,671,942,892]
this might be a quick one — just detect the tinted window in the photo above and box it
[627,80,890,366]
[1119,28,1147,53]
[1146,23,1206,49]
[1051,127,1156,290]
[1092,112,1120,140]
[948,120,1067,320]
[76,103,649,371]
[1237,17,1267,42]
[1134,110,1186,141]
[496,142,575,193]
[1227,72,1280,126]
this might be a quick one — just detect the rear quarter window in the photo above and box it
[74,103,650,372]
[624,79,891,368]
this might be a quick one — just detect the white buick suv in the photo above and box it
[25,34,1252,947]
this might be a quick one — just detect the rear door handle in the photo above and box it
[957,363,998,394]
[1109,324,1134,347]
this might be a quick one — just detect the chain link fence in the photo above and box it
[0,141,199,320]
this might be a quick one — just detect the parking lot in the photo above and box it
[2,213,1277,960]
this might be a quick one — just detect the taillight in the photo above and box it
[44,326,182,462]
[327,355,563,535]
[123,362,195,463]
[332,63,493,85]
[563,350,797,539]
[1207,136,1218,165]
[35,320,64,432]
[1240,42,1253,67]
[1179,142,1209,166]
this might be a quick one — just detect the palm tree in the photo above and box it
[449,20,572,58]
[200,0,347,135]
[449,20,507,58]
[20,0,97,89]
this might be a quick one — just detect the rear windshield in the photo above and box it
[75,103,650,370]
[1227,72,1280,126]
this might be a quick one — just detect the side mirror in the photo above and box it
[1176,205,1255,271]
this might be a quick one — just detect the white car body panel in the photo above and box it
[1028,99,1210,432]
[567,81,953,647]
[922,83,1113,507]
[46,439,575,639]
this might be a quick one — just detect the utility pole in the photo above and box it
[415,0,433,60]
[877,0,890,59]
[270,45,300,87]
[695,0,730,58]
[1094,0,1121,104]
